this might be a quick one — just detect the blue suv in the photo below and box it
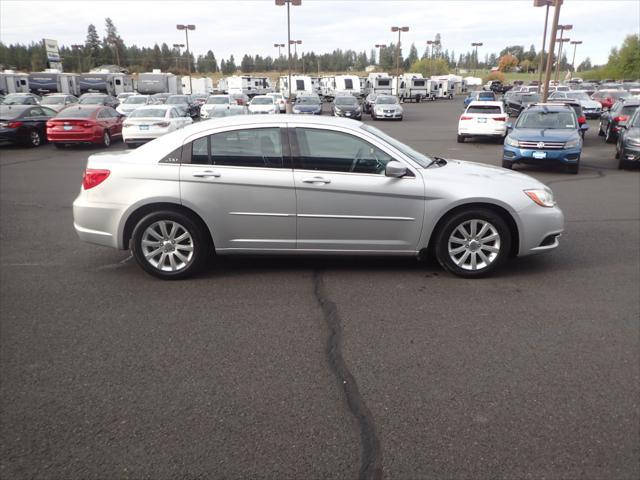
[463,90,496,107]
[502,103,588,174]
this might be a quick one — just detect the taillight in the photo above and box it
[578,116,586,124]
[154,121,170,127]
[82,169,110,190]
[82,122,94,128]
[460,115,473,120]
[4,121,23,129]
[614,115,629,122]
[493,116,507,121]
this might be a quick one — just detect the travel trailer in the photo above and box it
[28,71,80,96]
[0,71,30,95]
[364,73,393,95]
[320,75,361,99]
[78,71,133,96]
[181,76,214,95]
[218,76,274,97]
[278,75,313,98]
[310,76,322,96]
[392,74,429,102]
[136,71,182,95]
[430,76,456,99]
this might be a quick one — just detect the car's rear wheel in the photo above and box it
[435,209,511,278]
[27,129,42,147]
[131,210,209,280]
[102,130,111,147]
[457,134,465,143]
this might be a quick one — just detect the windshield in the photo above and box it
[565,92,590,101]
[79,96,105,104]
[631,111,640,127]
[41,97,65,104]
[376,96,397,105]
[516,110,577,129]
[207,97,229,105]
[335,97,357,105]
[166,96,187,104]
[251,97,273,105]
[129,108,167,118]
[361,124,432,167]
[124,96,148,104]
[296,96,319,104]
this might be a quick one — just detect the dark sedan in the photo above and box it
[78,93,119,109]
[599,99,640,143]
[292,94,322,115]
[332,95,362,120]
[505,93,541,117]
[165,95,199,118]
[1,93,41,106]
[0,104,57,147]
[616,108,640,169]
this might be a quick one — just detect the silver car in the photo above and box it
[73,115,564,279]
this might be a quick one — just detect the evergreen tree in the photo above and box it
[85,24,101,68]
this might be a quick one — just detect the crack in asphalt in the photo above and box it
[313,270,383,480]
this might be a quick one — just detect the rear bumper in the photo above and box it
[47,129,102,144]
[503,145,581,165]
[73,195,124,249]
[458,124,507,136]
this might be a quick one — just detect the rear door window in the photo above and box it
[211,128,283,168]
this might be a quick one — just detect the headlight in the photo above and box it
[564,138,581,149]
[505,136,519,147]
[524,188,555,208]
[292,107,300,113]
[334,108,342,113]
[375,107,384,113]
[626,137,640,147]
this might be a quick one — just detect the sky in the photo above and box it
[1,0,639,66]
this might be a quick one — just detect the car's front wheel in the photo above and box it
[435,209,511,278]
[131,210,210,280]
[102,130,111,147]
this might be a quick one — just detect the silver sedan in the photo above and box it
[73,115,564,279]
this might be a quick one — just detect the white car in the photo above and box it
[40,94,78,112]
[122,105,192,148]
[457,101,508,143]
[200,95,234,119]
[268,93,287,113]
[116,95,153,116]
[248,95,279,114]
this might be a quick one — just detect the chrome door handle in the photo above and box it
[302,176,331,184]
[192,170,221,178]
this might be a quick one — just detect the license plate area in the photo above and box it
[478,118,487,123]
[139,125,149,130]
[532,151,547,159]
[63,125,73,131]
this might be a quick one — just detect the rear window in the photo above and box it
[467,105,502,114]
[295,79,305,91]
[129,108,167,118]
[55,108,94,118]
[622,105,639,115]
[378,79,390,86]
[478,92,495,99]
[413,80,425,87]
[344,79,354,89]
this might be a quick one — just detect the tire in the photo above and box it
[457,134,465,143]
[27,129,42,148]
[615,144,620,159]
[102,130,111,147]
[131,210,210,280]
[604,126,614,144]
[567,162,579,174]
[501,160,513,170]
[434,209,512,278]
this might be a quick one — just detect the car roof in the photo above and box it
[468,101,503,106]
[59,105,103,112]
[0,104,31,112]
[528,103,573,111]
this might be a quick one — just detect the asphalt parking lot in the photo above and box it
[1,99,638,480]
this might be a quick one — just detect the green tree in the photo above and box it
[410,58,449,77]
[84,24,101,68]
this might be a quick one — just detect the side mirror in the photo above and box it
[580,123,589,131]
[385,160,407,178]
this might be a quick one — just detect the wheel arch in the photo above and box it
[121,202,214,251]
[424,202,520,258]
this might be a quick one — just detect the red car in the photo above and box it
[46,105,124,148]
[591,89,631,110]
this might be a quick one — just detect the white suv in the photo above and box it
[457,101,508,143]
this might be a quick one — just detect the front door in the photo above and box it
[291,126,425,252]
[179,126,296,252]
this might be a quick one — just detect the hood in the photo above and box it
[293,104,321,112]
[580,99,601,109]
[335,104,360,112]
[375,104,401,111]
[249,104,275,111]
[510,128,579,142]
[202,104,230,111]
[436,159,547,191]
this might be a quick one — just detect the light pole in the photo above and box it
[176,24,195,93]
[542,0,562,101]
[276,0,301,112]
[426,40,434,60]
[274,43,285,72]
[71,44,83,72]
[534,0,553,90]
[290,39,302,72]
[375,44,386,67]
[471,42,483,76]
[554,24,572,82]
[570,40,582,72]
[391,26,409,98]
[173,43,184,71]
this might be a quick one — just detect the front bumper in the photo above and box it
[621,144,640,162]
[373,110,402,119]
[582,108,601,118]
[517,202,565,256]
[503,144,581,165]
[334,111,362,119]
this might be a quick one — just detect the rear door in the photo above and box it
[290,125,425,252]
[179,125,296,251]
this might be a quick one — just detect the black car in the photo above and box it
[165,94,199,118]
[0,104,57,147]
[616,108,640,169]
[1,93,41,105]
[363,93,378,114]
[78,93,119,109]
[292,94,322,115]
[599,98,640,143]
[505,92,541,117]
[486,80,513,94]
[332,95,361,120]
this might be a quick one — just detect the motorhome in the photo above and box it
[278,75,313,98]
[392,74,429,102]
[78,72,133,96]
[136,71,182,95]
[0,71,30,95]
[320,75,361,99]
[181,76,214,95]
[364,73,392,95]
[28,71,80,96]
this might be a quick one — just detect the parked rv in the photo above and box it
[393,74,429,102]
[78,72,133,96]
[181,76,214,95]
[364,73,392,96]
[279,75,313,98]
[136,71,182,95]
[28,71,80,96]
[0,71,30,95]
[320,75,361,100]
[221,76,274,97]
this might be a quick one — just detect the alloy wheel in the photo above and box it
[30,130,41,147]
[447,219,501,271]
[141,220,194,272]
